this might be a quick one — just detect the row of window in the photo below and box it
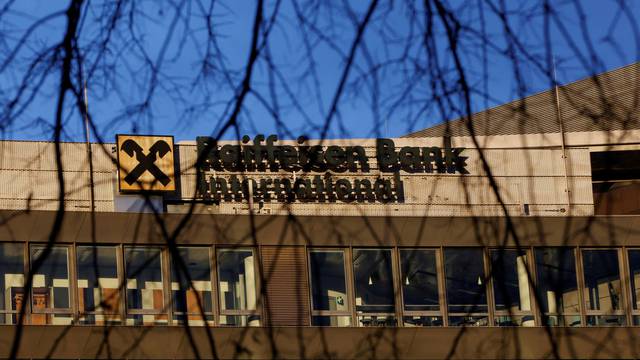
[310,247,635,327]
[0,244,639,327]
[0,244,258,326]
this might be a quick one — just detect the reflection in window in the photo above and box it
[353,249,395,326]
[30,246,71,325]
[582,249,625,326]
[400,249,441,327]
[308,250,350,326]
[444,248,487,326]
[0,244,23,324]
[77,246,120,325]
[171,247,213,325]
[217,249,259,326]
[628,250,640,325]
[124,247,166,325]
[400,249,439,311]
[628,250,640,310]
[534,248,580,326]
[490,249,534,326]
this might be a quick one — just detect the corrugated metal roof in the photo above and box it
[404,62,640,138]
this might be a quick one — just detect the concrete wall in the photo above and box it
[1,131,638,217]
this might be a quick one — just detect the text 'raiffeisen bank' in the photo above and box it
[196,135,468,204]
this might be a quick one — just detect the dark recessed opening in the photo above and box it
[590,150,640,215]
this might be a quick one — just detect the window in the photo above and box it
[628,249,640,325]
[217,249,260,326]
[591,150,640,215]
[581,249,625,326]
[30,245,72,325]
[171,247,213,326]
[352,249,396,326]
[76,246,121,325]
[400,249,442,326]
[444,248,488,326]
[0,244,24,324]
[124,247,166,325]
[534,248,581,326]
[490,249,534,326]
[308,249,351,326]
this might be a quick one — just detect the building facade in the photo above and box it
[0,64,639,358]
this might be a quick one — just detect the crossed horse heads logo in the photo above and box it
[120,139,172,186]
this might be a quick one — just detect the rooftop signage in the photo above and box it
[116,134,176,192]
[196,135,468,204]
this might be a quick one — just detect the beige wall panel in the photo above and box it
[36,142,89,172]
[402,176,592,205]
[430,148,590,177]
[0,198,111,212]
[0,141,43,170]
[0,170,34,198]
[565,149,592,177]
[194,202,593,217]
[90,143,118,172]
[178,174,198,198]
[569,176,595,204]
[28,170,88,200]
[177,144,198,175]
[92,172,116,201]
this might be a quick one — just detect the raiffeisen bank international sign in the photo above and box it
[196,135,468,204]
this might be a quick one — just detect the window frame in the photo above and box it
[442,247,491,326]
[123,245,170,325]
[532,247,582,327]
[397,247,444,326]
[578,247,628,325]
[488,247,536,326]
[351,247,399,327]
[74,244,124,325]
[307,248,353,321]
[0,243,26,324]
[215,247,261,324]
[624,247,640,325]
[169,246,216,325]
[28,243,75,326]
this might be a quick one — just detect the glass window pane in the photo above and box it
[444,248,487,313]
[400,249,439,312]
[627,250,640,310]
[217,249,256,311]
[311,315,352,327]
[534,248,580,321]
[353,249,395,313]
[0,244,23,324]
[219,315,260,326]
[542,315,581,327]
[30,246,70,310]
[171,247,213,325]
[448,315,488,327]
[309,250,348,312]
[124,247,166,325]
[582,250,622,313]
[77,246,120,324]
[403,316,443,327]
[30,245,71,325]
[357,315,396,327]
[587,315,626,326]
[490,250,532,312]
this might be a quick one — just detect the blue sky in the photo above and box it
[1,1,639,142]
